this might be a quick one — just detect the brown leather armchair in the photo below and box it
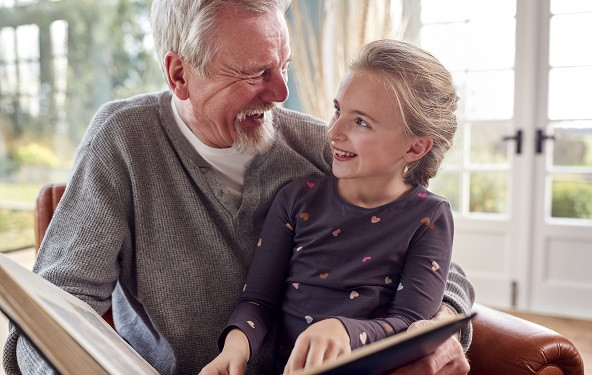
[34,183,585,375]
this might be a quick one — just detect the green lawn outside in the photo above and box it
[0,182,43,253]
[0,209,35,252]
[0,182,44,203]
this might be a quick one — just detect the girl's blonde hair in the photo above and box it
[350,39,458,187]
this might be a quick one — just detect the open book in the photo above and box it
[0,253,158,375]
[295,311,475,375]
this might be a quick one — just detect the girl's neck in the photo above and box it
[337,177,414,209]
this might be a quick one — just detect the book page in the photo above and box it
[0,253,158,375]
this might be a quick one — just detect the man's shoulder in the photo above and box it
[272,106,328,147]
[95,91,168,124]
[84,91,170,142]
[273,106,327,129]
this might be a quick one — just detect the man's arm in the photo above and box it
[3,104,134,374]
[442,262,475,351]
[389,263,475,375]
[2,324,52,374]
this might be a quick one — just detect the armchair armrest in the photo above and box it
[467,303,584,375]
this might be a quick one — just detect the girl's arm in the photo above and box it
[217,183,299,357]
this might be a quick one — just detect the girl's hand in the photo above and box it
[283,318,351,374]
[199,329,250,375]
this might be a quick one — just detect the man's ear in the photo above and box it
[164,51,189,100]
[404,136,433,162]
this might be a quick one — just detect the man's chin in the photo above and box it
[234,111,276,154]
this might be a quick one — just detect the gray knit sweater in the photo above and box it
[3,91,474,375]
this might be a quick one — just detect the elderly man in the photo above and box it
[3,1,474,374]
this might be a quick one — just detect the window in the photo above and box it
[0,0,164,252]
[419,0,517,216]
[416,0,591,222]
[545,1,592,221]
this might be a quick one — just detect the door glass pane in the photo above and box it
[469,171,508,214]
[467,0,515,19]
[551,122,592,167]
[467,19,515,70]
[422,0,515,23]
[429,170,461,211]
[421,0,470,23]
[550,174,592,220]
[548,67,592,120]
[469,121,512,164]
[465,70,514,120]
[550,13,592,66]
[444,124,463,166]
[421,23,468,71]
[551,0,592,14]
[469,172,508,214]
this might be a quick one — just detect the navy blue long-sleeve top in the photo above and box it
[222,175,453,366]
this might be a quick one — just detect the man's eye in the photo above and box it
[247,74,264,83]
[333,106,341,116]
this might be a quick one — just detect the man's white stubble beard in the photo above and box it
[234,108,276,154]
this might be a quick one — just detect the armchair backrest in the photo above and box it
[34,183,66,252]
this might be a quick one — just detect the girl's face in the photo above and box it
[327,70,420,184]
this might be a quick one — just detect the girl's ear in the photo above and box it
[404,136,433,162]
[164,51,189,100]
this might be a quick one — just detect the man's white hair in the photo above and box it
[150,0,292,78]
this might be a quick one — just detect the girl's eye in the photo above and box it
[356,118,370,128]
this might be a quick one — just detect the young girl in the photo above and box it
[201,39,458,374]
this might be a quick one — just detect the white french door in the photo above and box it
[418,0,592,319]
[529,0,592,319]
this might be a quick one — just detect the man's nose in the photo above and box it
[260,69,289,103]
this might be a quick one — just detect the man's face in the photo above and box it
[184,6,291,152]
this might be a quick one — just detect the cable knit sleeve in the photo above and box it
[443,262,475,351]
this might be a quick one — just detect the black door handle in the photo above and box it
[536,129,555,154]
[502,130,523,155]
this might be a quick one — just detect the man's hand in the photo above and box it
[198,329,249,375]
[390,305,470,375]
[283,318,351,374]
